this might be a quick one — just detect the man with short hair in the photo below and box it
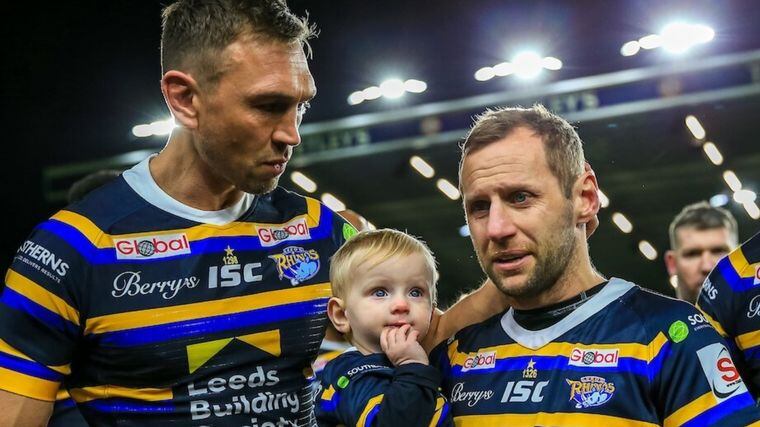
[432,105,760,425]
[665,201,739,304]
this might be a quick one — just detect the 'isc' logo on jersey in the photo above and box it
[256,217,311,247]
[208,246,262,288]
[502,359,548,403]
[114,233,190,260]
[568,348,619,368]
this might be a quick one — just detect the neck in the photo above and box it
[507,239,606,311]
[151,130,244,211]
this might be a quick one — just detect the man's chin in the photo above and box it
[241,177,279,195]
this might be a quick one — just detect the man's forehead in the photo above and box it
[222,37,314,91]
[676,226,731,247]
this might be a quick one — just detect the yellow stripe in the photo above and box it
[428,397,445,427]
[56,388,71,401]
[728,248,755,278]
[0,339,70,375]
[357,394,383,427]
[454,412,658,427]
[746,421,760,427]
[448,332,668,367]
[5,269,80,326]
[699,309,727,337]
[69,385,173,403]
[0,366,59,402]
[736,329,760,351]
[53,205,325,250]
[664,391,716,427]
[321,384,335,401]
[85,282,331,334]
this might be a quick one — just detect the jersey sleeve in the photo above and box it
[653,304,760,426]
[316,362,446,427]
[0,217,85,401]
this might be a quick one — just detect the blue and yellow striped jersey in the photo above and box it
[315,349,453,427]
[0,158,352,426]
[698,231,760,398]
[431,278,760,426]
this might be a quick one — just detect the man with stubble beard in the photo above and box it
[431,105,760,426]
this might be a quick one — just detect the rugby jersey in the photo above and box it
[698,231,760,397]
[315,349,452,427]
[431,278,760,426]
[0,156,353,426]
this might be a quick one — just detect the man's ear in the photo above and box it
[573,165,600,227]
[664,250,678,276]
[327,297,350,335]
[161,70,201,130]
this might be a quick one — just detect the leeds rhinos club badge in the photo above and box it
[566,376,615,409]
[269,246,320,286]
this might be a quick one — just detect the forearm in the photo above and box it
[0,390,53,427]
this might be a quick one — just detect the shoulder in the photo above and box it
[322,351,394,384]
[619,281,708,329]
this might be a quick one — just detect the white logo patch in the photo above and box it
[114,233,191,260]
[696,343,747,403]
[256,218,311,247]
[568,348,619,368]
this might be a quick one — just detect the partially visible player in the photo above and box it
[432,105,760,426]
[698,231,760,398]
[665,201,738,304]
[315,229,452,427]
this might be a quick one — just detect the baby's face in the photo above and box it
[343,252,434,354]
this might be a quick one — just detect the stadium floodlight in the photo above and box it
[743,201,760,220]
[598,188,610,208]
[475,67,495,81]
[723,170,742,192]
[661,22,715,54]
[379,78,406,99]
[409,156,435,178]
[512,51,544,79]
[132,124,153,138]
[493,62,515,77]
[612,212,633,233]
[542,57,563,71]
[702,142,723,165]
[132,118,175,138]
[669,275,678,288]
[459,224,470,237]
[404,79,427,93]
[638,34,662,50]
[734,189,757,204]
[709,194,730,207]
[321,193,346,212]
[347,91,365,105]
[362,86,382,100]
[685,115,706,140]
[290,171,317,193]
[436,178,461,200]
[638,240,658,261]
[620,41,641,56]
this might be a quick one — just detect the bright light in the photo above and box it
[436,179,461,200]
[512,51,544,79]
[493,62,514,77]
[290,172,317,193]
[458,225,470,237]
[612,212,633,233]
[639,34,662,50]
[379,79,406,99]
[347,91,365,105]
[404,79,427,93]
[321,193,346,212]
[669,275,679,288]
[709,194,730,207]
[542,57,563,71]
[723,170,742,192]
[685,115,706,140]
[475,67,495,81]
[132,118,175,138]
[702,142,723,165]
[366,221,377,230]
[743,201,760,220]
[734,189,757,204]
[638,240,658,261]
[661,22,715,53]
[362,86,382,100]
[409,156,435,178]
[620,41,641,56]
[598,189,610,208]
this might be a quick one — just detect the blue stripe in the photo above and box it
[41,212,336,265]
[54,397,77,408]
[437,402,450,426]
[647,341,671,381]
[450,354,652,378]
[742,345,760,360]
[0,350,63,382]
[681,392,755,427]
[0,287,80,336]
[717,256,755,292]
[83,398,175,414]
[363,403,381,427]
[320,393,340,413]
[93,298,328,347]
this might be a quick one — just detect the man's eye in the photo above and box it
[372,289,388,297]
[468,201,489,214]
[512,192,530,204]
[259,103,288,113]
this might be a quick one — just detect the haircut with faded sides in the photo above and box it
[668,201,738,249]
[330,229,439,304]
[460,104,585,198]
[161,0,316,86]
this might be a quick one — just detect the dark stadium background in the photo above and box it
[2,0,759,305]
